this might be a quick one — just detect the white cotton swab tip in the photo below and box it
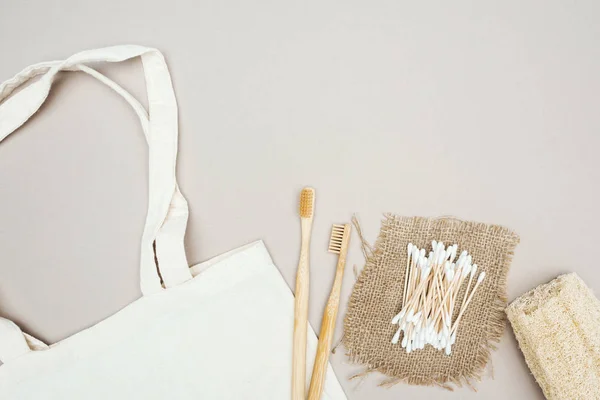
[407,243,413,256]
[412,247,419,262]
[449,245,457,262]
[471,264,478,277]
[426,255,433,267]
[436,242,444,253]
[463,263,472,276]
[477,271,486,284]
[401,335,408,348]
[445,342,452,356]
[445,248,453,261]
[392,328,401,344]
[460,265,468,278]
[437,250,446,264]
[432,240,437,250]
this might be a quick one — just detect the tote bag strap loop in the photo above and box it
[0,45,191,295]
[0,61,150,137]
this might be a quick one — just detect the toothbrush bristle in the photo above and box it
[299,187,315,218]
[328,224,347,254]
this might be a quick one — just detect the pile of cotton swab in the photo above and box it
[390,241,486,355]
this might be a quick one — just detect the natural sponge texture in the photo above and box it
[507,273,600,400]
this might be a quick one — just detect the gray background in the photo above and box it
[1,1,599,398]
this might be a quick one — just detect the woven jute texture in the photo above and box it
[507,273,600,399]
[343,214,519,389]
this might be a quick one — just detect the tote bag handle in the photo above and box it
[0,46,192,362]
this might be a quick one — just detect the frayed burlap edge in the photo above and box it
[342,213,520,391]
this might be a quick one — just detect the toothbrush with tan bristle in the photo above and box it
[292,187,315,400]
[308,223,351,400]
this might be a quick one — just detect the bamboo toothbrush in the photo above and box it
[307,223,351,400]
[292,187,315,400]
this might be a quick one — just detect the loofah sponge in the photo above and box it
[507,273,600,399]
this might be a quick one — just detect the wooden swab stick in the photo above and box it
[402,243,413,307]
[408,248,420,299]
[393,275,431,326]
[458,264,477,320]
[406,248,417,305]
[451,272,486,334]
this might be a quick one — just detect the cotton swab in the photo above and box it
[459,264,477,316]
[452,271,486,334]
[390,242,486,356]
[402,243,413,308]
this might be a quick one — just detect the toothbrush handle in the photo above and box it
[292,219,311,400]
[308,249,348,400]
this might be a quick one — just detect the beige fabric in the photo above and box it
[0,46,348,400]
[343,214,519,389]
[507,273,600,399]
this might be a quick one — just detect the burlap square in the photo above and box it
[343,214,519,389]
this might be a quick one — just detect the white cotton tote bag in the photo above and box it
[0,45,348,400]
